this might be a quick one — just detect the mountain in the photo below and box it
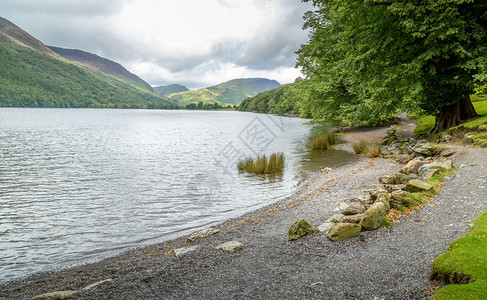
[49,46,153,92]
[0,17,177,109]
[154,84,189,95]
[167,78,281,106]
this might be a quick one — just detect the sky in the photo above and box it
[0,0,314,89]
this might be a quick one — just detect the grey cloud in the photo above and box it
[0,0,129,16]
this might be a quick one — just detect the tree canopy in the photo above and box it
[297,0,487,133]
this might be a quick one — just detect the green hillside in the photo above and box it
[168,78,281,106]
[238,80,309,117]
[0,35,176,108]
[49,46,154,92]
[154,84,189,95]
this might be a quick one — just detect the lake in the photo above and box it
[0,108,357,282]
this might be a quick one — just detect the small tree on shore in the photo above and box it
[297,0,487,134]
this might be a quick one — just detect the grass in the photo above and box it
[307,132,337,150]
[430,212,487,300]
[237,153,285,174]
[352,139,382,157]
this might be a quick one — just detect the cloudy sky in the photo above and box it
[0,0,313,89]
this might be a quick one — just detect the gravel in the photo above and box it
[2,127,486,300]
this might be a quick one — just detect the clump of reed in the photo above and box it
[352,139,382,157]
[237,152,285,174]
[307,132,337,150]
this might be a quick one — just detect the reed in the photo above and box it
[237,152,285,174]
[307,132,337,150]
[352,139,368,154]
[366,144,382,158]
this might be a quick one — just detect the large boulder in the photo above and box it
[287,219,318,241]
[186,228,220,243]
[215,241,244,252]
[360,202,388,231]
[405,179,434,193]
[375,193,391,210]
[390,191,414,210]
[341,214,365,224]
[327,223,362,242]
[418,160,454,177]
[342,203,366,215]
[402,160,427,175]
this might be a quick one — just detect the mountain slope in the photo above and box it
[168,78,281,106]
[49,46,153,92]
[0,19,177,109]
[0,16,58,57]
[154,84,189,95]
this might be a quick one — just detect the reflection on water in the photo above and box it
[0,108,357,282]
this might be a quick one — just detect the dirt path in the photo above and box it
[2,122,486,300]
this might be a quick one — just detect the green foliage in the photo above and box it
[238,80,311,117]
[237,153,285,175]
[297,0,487,127]
[0,36,178,109]
[431,212,487,299]
[307,132,337,150]
[154,84,189,95]
[169,78,281,106]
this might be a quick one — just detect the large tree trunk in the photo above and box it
[430,95,478,134]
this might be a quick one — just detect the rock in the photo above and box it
[82,279,113,291]
[384,184,406,193]
[186,228,220,243]
[338,202,349,210]
[390,191,413,209]
[360,202,388,231]
[397,154,413,164]
[379,175,393,184]
[287,219,318,241]
[439,134,452,143]
[321,167,333,174]
[405,179,434,193]
[174,245,200,257]
[423,168,441,181]
[418,160,454,177]
[402,160,427,175]
[215,241,244,252]
[342,203,366,215]
[327,223,362,242]
[459,164,466,169]
[31,291,78,300]
[388,173,407,184]
[317,222,334,233]
[441,148,456,157]
[375,193,391,210]
[326,214,345,223]
[341,213,365,224]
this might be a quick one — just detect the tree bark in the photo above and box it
[430,95,478,134]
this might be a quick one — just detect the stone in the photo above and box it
[174,245,200,257]
[388,173,407,184]
[418,160,453,177]
[402,160,427,175]
[379,175,393,184]
[390,191,413,210]
[186,228,220,243]
[397,154,413,164]
[31,291,78,300]
[423,168,441,181]
[341,213,365,224]
[405,179,434,193]
[338,202,349,210]
[384,184,406,193]
[287,219,317,241]
[215,241,244,252]
[441,148,456,157]
[327,223,362,242]
[317,222,334,233]
[375,193,391,210]
[82,279,113,291]
[326,214,345,223]
[342,203,366,216]
[360,202,388,231]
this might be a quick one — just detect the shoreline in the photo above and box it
[2,125,487,299]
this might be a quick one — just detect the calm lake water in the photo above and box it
[0,108,357,282]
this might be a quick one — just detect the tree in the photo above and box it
[297,0,487,133]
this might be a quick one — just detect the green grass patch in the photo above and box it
[431,212,487,300]
[237,153,285,174]
[307,133,337,150]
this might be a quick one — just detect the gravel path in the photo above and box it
[2,125,486,300]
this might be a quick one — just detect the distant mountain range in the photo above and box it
[49,46,153,92]
[154,84,189,95]
[0,16,282,110]
[167,78,281,106]
[0,16,175,108]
